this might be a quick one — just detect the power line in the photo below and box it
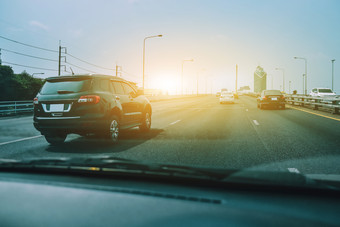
[66,52,115,71]
[0,35,58,53]
[3,61,58,71]
[65,61,98,74]
[122,70,139,79]
[1,48,58,62]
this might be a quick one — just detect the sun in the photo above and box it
[149,74,178,95]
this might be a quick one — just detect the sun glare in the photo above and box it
[149,75,177,95]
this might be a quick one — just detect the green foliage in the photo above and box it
[0,65,45,101]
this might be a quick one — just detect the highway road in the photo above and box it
[0,95,340,175]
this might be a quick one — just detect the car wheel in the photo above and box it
[44,133,67,145]
[105,116,120,143]
[281,104,285,110]
[259,104,263,109]
[139,111,151,132]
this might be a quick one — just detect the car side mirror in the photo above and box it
[131,89,144,97]
[136,89,144,96]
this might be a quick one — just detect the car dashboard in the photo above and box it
[0,170,339,227]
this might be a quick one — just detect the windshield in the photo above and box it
[264,90,282,96]
[40,79,91,95]
[0,0,340,189]
[318,89,333,93]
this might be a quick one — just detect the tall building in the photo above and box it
[254,66,267,93]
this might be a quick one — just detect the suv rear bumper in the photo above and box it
[33,116,107,135]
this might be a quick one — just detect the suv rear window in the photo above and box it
[264,90,282,96]
[40,79,92,95]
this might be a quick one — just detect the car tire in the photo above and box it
[139,111,151,132]
[281,104,285,110]
[259,104,263,109]
[44,133,67,145]
[105,115,120,143]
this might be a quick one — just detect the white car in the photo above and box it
[220,92,235,104]
[310,88,337,98]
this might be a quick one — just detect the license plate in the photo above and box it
[271,97,278,101]
[50,104,64,112]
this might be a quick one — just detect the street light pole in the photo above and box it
[289,81,291,94]
[294,57,307,95]
[181,59,193,95]
[142,34,163,90]
[196,73,199,96]
[331,59,335,91]
[275,68,285,92]
[302,74,305,95]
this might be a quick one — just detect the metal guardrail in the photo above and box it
[284,95,340,114]
[0,95,206,116]
[0,101,34,116]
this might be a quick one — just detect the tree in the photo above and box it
[0,65,45,101]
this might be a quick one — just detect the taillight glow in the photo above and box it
[263,96,267,100]
[78,95,100,104]
[33,97,39,105]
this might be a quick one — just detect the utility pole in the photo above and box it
[115,65,122,77]
[235,64,238,94]
[0,48,2,65]
[289,81,291,94]
[58,41,67,76]
[331,59,335,91]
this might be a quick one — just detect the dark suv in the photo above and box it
[33,74,152,145]
[257,90,285,109]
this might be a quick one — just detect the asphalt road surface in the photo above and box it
[1,95,340,175]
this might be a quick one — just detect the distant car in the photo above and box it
[220,92,234,104]
[216,92,221,97]
[257,90,285,109]
[33,74,152,145]
[310,88,337,97]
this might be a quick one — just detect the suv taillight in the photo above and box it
[78,95,101,104]
[33,97,39,105]
[263,96,267,100]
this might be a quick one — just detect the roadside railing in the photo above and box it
[0,95,210,116]
[0,101,34,116]
[284,95,340,114]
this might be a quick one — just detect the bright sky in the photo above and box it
[1,0,340,94]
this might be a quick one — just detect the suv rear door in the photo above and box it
[111,81,135,125]
[120,82,143,123]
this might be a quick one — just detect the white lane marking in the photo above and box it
[253,120,260,125]
[288,168,300,174]
[0,135,43,146]
[169,120,181,125]
[246,109,249,112]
